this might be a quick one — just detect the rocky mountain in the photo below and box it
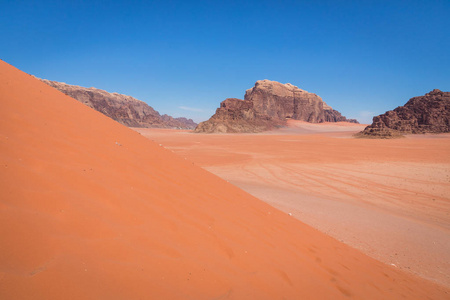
[39,79,197,129]
[358,89,450,138]
[195,80,357,133]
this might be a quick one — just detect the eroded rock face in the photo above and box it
[359,89,450,138]
[323,106,359,123]
[244,80,325,122]
[195,79,357,133]
[40,79,197,129]
[194,98,285,133]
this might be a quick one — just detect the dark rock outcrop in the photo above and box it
[358,89,450,138]
[195,79,357,133]
[40,79,197,129]
[195,98,285,133]
[323,103,359,123]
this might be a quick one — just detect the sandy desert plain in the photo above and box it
[135,122,450,288]
[1,59,450,299]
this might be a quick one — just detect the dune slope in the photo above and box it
[0,60,448,299]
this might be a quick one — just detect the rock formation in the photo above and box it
[40,79,197,129]
[323,103,358,123]
[195,79,357,133]
[358,89,450,138]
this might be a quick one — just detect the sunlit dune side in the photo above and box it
[279,120,368,135]
[286,120,368,128]
[1,60,449,299]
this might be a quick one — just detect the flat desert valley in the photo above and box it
[135,122,450,288]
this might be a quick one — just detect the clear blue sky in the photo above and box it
[1,0,449,123]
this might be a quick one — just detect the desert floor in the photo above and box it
[135,121,450,288]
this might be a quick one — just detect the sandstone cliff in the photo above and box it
[195,79,357,133]
[194,98,285,133]
[40,79,197,129]
[358,89,450,138]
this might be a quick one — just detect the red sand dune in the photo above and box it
[1,60,449,299]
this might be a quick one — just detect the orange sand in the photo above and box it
[136,124,450,289]
[1,59,449,299]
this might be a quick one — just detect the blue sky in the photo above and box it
[1,0,449,124]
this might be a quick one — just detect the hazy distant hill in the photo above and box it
[40,79,197,129]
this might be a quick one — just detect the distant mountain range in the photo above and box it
[39,79,197,129]
[37,78,450,137]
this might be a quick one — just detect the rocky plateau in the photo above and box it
[195,79,358,133]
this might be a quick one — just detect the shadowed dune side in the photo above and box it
[1,60,449,299]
